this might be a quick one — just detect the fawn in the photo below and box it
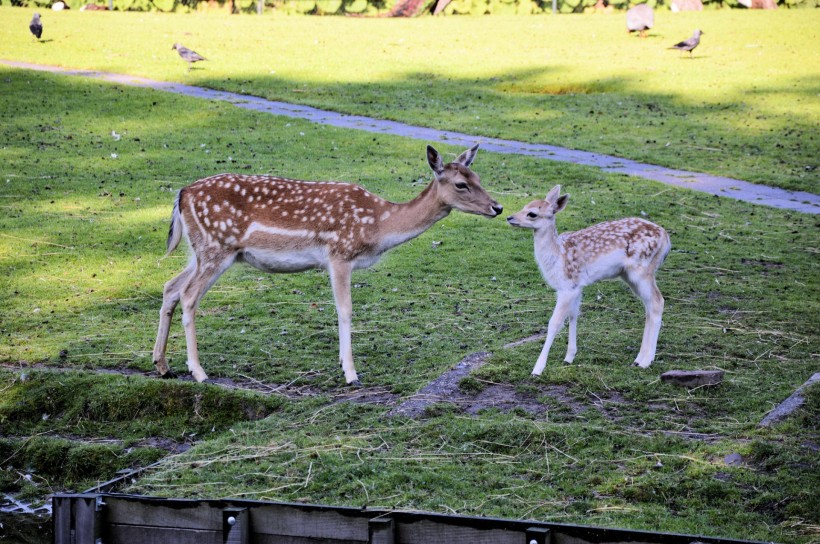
[507,185,670,374]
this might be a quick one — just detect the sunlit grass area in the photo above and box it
[0,7,818,192]
[0,11,818,542]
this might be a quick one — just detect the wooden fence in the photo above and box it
[52,493,771,544]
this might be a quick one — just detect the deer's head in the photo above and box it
[507,185,569,230]
[427,144,503,218]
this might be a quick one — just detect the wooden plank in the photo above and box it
[73,495,99,544]
[249,503,368,541]
[252,536,363,544]
[223,508,248,544]
[52,495,73,544]
[106,524,221,544]
[105,496,225,530]
[397,519,521,544]
[527,527,552,544]
[368,517,395,544]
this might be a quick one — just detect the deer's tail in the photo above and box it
[166,190,184,256]
[655,228,672,270]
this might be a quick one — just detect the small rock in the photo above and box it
[724,453,744,466]
[661,370,724,388]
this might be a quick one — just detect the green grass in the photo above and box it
[0,8,818,193]
[0,15,818,543]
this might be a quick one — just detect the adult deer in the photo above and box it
[153,144,503,386]
[507,185,670,375]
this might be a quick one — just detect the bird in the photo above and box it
[172,43,206,71]
[669,29,703,58]
[626,3,654,38]
[29,13,43,41]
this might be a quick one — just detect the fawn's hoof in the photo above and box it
[159,370,178,379]
[347,379,363,388]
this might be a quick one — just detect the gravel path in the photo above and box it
[4,60,818,214]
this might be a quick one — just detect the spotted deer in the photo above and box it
[507,185,670,375]
[153,144,503,386]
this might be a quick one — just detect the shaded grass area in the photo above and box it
[0,8,818,193]
[0,369,285,497]
[0,67,818,541]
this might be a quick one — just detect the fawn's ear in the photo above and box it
[427,145,444,177]
[455,144,479,168]
[545,185,561,202]
[554,193,569,214]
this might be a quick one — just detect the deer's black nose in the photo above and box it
[491,204,504,216]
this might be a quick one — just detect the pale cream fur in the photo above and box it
[507,185,670,374]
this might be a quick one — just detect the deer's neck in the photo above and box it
[533,222,564,271]
[377,181,450,252]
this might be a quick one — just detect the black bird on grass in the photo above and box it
[626,3,654,38]
[172,43,206,71]
[669,29,703,58]
[29,12,43,41]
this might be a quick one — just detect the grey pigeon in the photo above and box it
[669,29,703,58]
[29,12,43,41]
[626,3,653,38]
[172,43,206,71]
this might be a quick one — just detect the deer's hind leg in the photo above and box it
[153,262,196,378]
[624,271,664,368]
[177,251,237,382]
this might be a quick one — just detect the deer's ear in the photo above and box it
[427,145,444,177]
[554,194,569,213]
[455,144,479,168]
[545,185,561,202]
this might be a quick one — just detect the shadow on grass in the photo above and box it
[185,65,818,193]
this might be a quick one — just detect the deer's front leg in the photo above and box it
[563,293,582,364]
[532,290,578,376]
[329,260,358,385]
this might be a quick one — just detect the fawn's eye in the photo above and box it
[527,212,538,219]
[455,182,469,190]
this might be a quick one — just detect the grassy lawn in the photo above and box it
[0,8,818,193]
[0,10,818,543]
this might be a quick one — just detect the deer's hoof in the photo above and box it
[159,370,178,379]
[348,379,363,388]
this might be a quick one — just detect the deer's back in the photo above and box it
[558,217,668,285]
[178,174,394,263]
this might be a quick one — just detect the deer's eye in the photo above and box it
[527,212,538,219]
[455,182,469,190]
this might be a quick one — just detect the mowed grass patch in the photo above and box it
[0,8,818,192]
[0,67,818,541]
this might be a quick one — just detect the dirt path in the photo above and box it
[3,60,818,215]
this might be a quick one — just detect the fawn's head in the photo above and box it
[507,185,569,230]
[427,144,503,218]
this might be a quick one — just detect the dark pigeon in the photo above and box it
[669,29,703,58]
[626,3,654,38]
[29,12,43,41]
[172,43,206,71]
